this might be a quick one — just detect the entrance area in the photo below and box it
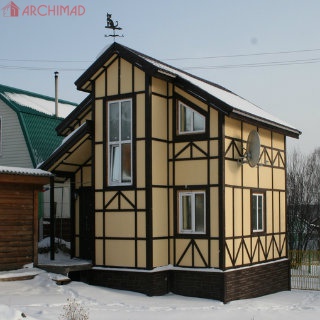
[78,187,94,260]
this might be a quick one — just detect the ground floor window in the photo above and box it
[178,191,205,234]
[252,192,265,232]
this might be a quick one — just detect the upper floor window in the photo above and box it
[178,102,205,134]
[252,192,265,232]
[179,191,206,234]
[108,99,132,186]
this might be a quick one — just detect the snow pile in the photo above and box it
[4,92,75,118]
[0,166,52,177]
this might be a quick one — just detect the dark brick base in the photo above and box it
[224,259,291,302]
[69,260,290,303]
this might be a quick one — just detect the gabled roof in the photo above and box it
[38,120,93,173]
[0,84,77,167]
[75,43,301,138]
[55,94,92,136]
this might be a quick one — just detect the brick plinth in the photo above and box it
[69,260,290,303]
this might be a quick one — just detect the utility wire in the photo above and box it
[2,58,320,72]
[1,48,320,71]
[1,47,320,63]
[183,57,320,70]
[164,48,320,61]
[0,65,85,71]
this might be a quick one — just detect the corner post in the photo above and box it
[50,176,55,260]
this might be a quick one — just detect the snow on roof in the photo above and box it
[0,166,52,177]
[141,55,296,131]
[3,92,75,118]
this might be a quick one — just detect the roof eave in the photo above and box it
[39,120,93,171]
[56,94,93,136]
[230,109,301,139]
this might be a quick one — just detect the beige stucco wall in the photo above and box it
[224,116,287,268]
[87,52,289,271]
[91,56,150,268]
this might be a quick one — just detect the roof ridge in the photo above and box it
[0,83,77,106]
[75,42,300,137]
[115,43,235,94]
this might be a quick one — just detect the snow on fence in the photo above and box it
[289,250,320,290]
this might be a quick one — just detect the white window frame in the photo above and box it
[107,99,132,186]
[178,191,206,234]
[178,101,205,135]
[252,192,264,232]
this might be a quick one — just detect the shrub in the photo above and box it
[59,298,89,320]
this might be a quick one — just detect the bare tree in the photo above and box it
[287,148,320,251]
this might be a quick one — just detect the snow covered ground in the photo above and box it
[0,249,319,320]
[1,269,319,320]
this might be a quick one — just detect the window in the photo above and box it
[0,117,2,156]
[252,192,264,232]
[179,191,206,234]
[178,102,205,134]
[108,99,132,185]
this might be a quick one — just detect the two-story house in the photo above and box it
[40,43,301,302]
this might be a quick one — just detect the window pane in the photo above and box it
[109,103,119,142]
[193,112,205,131]
[195,193,205,232]
[252,195,257,230]
[258,195,263,230]
[110,145,120,182]
[180,104,191,132]
[181,195,192,230]
[252,194,264,231]
[121,100,131,140]
[121,143,131,182]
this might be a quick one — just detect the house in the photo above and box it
[0,166,51,271]
[0,84,76,168]
[39,43,301,302]
[1,1,19,17]
[0,84,76,240]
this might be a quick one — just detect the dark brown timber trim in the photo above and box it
[145,74,153,270]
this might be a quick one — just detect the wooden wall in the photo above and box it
[0,178,47,271]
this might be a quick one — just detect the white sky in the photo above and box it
[1,0,319,154]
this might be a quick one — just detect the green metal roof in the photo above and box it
[0,84,77,167]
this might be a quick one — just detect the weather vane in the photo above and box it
[105,13,124,39]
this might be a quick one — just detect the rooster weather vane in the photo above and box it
[105,13,124,39]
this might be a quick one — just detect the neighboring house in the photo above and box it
[0,166,51,271]
[40,43,301,302]
[0,84,76,240]
[0,84,76,167]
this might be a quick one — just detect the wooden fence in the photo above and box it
[289,250,320,290]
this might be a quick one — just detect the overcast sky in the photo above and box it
[1,0,319,154]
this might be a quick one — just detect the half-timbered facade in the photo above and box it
[40,43,301,302]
